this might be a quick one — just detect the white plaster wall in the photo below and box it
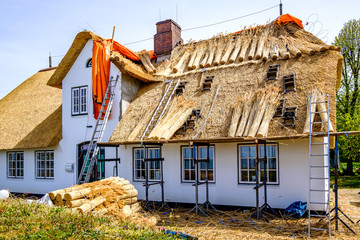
[0,39,133,194]
[115,139,328,210]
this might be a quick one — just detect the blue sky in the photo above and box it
[1,0,359,99]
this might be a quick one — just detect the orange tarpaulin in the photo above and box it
[92,39,157,119]
[275,14,303,29]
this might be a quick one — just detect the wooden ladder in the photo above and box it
[77,75,119,184]
[141,79,180,140]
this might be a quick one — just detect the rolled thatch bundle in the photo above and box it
[173,49,191,73]
[238,37,250,62]
[256,88,282,137]
[247,39,258,60]
[213,37,227,66]
[64,188,92,201]
[76,196,105,214]
[148,97,194,140]
[248,89,268,137]
[229,37,242,63]
[220,38,235,64]
[187,45,198,70]
[49,177,139,217]
[303,89,334,134]
[228,96,244,137]
[139,50,156,74]
[192,44,207,69]
[236,92,255,137]
[200,51,210,68]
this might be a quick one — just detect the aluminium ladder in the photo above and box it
[141,79,180,140]
[77,75,119,184]
[308,94,331,238]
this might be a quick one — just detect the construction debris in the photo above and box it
[49,177,139,217]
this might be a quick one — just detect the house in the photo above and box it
[0,15,343,212]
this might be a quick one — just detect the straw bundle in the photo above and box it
[200,51,210,68]
[235,92,255,137]
[231,88,281,138]
[220,39,235,64]
[229,37,242,63]
[247,39,257,60]
[139,50,156,74]
[257,89,282,137]
[303,89,334,134]
[205,39,216,67]
[49,177,139,216]
[173,50,191,73]
[148,97,194,140]
[213,38,226,66]
[192,44,207,69]
[238,37,250,62]
[228,96,244,137]
[187,46,198,70]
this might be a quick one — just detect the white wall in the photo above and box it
[0,39,140,194]
[114,139,328,210]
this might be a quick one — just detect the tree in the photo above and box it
[334,19,360,175]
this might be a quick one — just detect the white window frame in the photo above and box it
[35,151,54,179]
[133,147,161,181]
[238,143,279,184]
[71,86,87,116]
[7,151,24,179]
[181,145,215,183]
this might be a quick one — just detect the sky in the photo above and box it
[0,0,359,99]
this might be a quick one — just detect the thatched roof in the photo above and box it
[47,31,159,89]
[0,69,62,150]
[109,21,343,144]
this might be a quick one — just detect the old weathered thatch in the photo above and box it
[109,21,342,144]
[47,31,160,89]
[0,69,62,150]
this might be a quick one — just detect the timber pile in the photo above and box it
[303,89,334,134]
[147,96,194,140]
[228,87,281,138]
[48,177,139,217]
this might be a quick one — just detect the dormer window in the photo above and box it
[72,86,88,116]
[86,58,92,68]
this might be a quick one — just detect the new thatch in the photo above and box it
[109,21,342,144]
[0,69,62,150]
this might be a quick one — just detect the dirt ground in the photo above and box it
[152,189,360,240]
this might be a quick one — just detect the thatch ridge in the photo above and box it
[0,69,62,150]
[47,31,104,88]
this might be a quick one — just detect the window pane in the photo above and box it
[241,171,248,182]
[240,147,248,158]
[209,158,213,169]
[208,170,214,181]
[184,159,189,169]
[184,170,190,180]
[260,170,266,182]
[269,171,277,182]
[269,158,276,169]
[190,170,195,180]
[249,158,255,169]
[268,145,276,158]
[249,171,256,182]
[249,147,256,157]
[199,147,206,159]
[241,158,248,168]
[184,148,190,159]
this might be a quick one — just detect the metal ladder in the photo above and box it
[141,79,180,140]
[77,75,119,184]
[308,94,331,238]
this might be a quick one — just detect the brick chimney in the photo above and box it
[154,19,182,57]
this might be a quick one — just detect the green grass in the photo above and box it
[0,198,175,240]
[330,175,360,188]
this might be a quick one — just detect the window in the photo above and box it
[133,147,161,181]
[181,146,215,183]
[238,144,279,184]
[7,152,24,178]
[86,58,92,68]
[71,86,87,115]
[35,151,54,179]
